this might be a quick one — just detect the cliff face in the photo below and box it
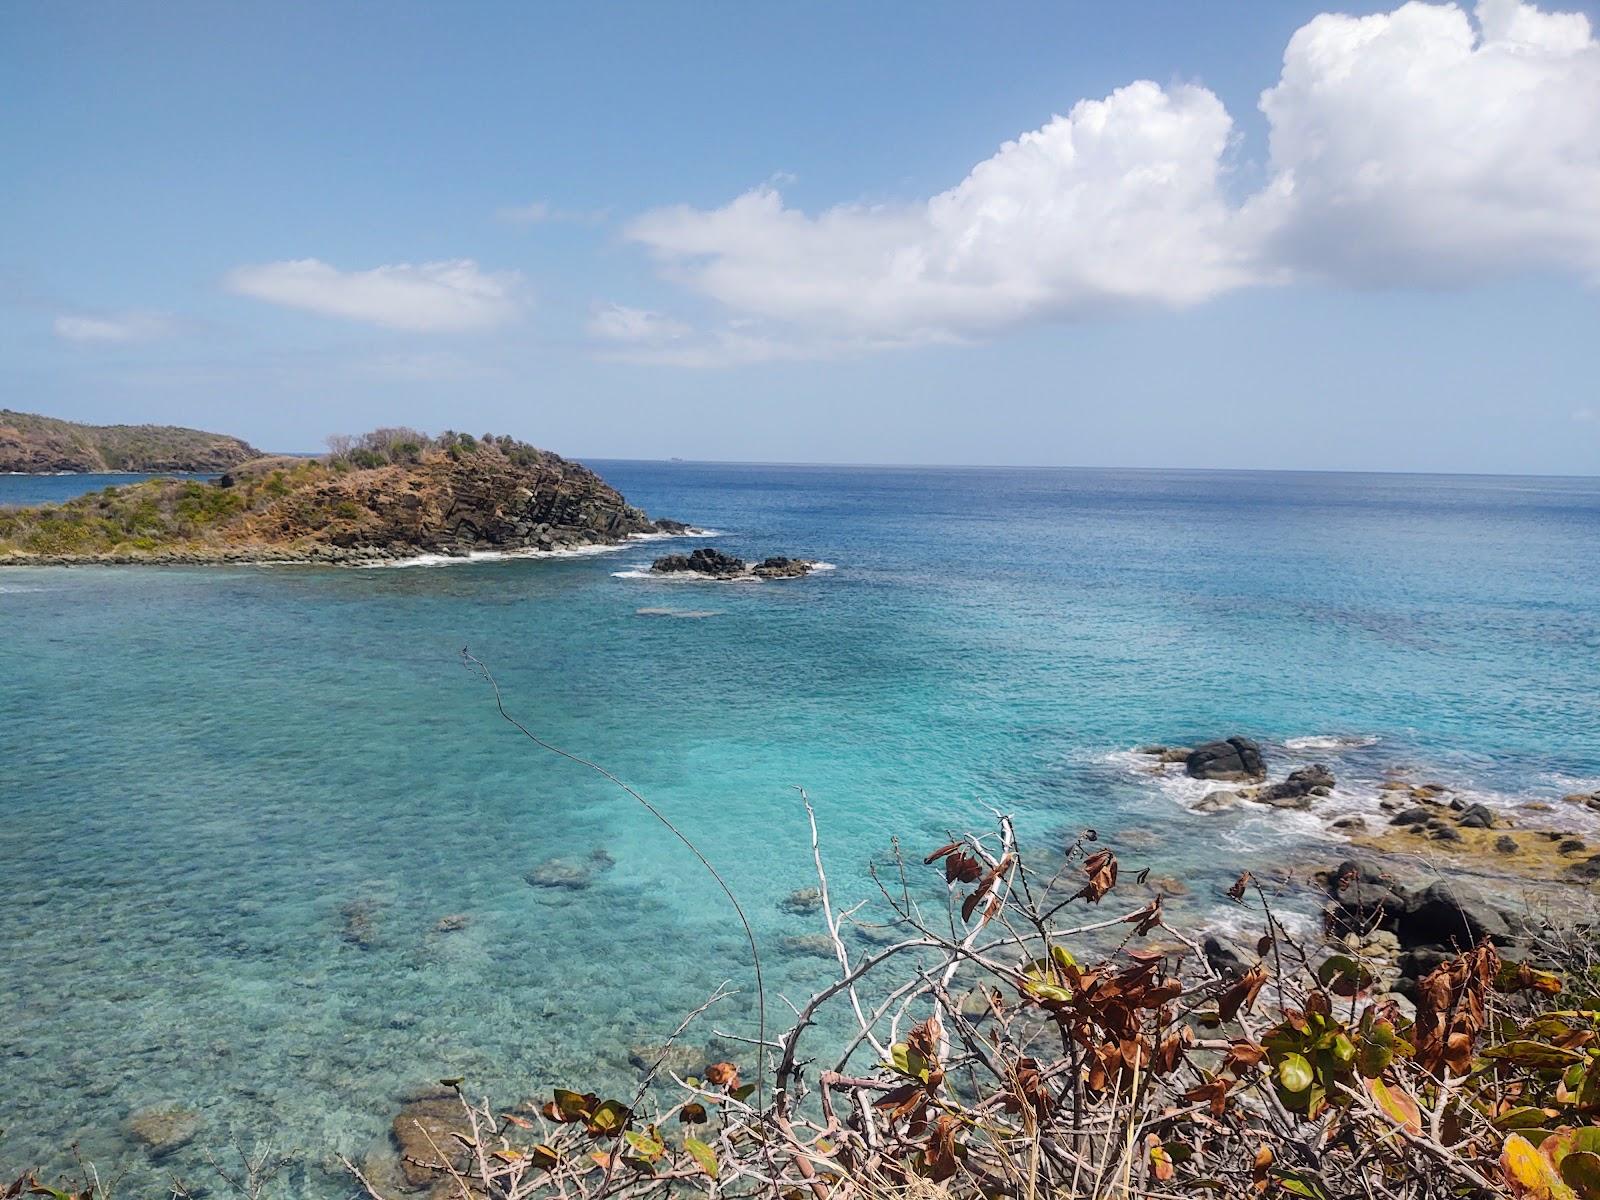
[0,439,679,564]
[235,449,661,556]
[0,410,261,474]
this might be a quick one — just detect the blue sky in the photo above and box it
[3,0,1599,473]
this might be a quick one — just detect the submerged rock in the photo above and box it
[125,1103,202,1158]
[628,1041,704,1077]
[390,1092,473,1191]
[779,887,822,915]
[781,933,837,958]
[340,899,380,950]
[1136,745,1194,764]
[524,848,615,891]
[1185,738,1266,782]
[1193,789,1241,814]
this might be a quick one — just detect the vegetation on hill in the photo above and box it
[0,428,668,563]
[0,409,260,474]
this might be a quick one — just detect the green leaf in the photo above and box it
[1277,1052,1314,1093]
[1316,955,1375,997]
[1365,1077,1422,1134]
[729,1083,756,1102]
[1482,1041,1588,1069]
[889,1043,930,1081]
[589,1099,631,1134]
[623,1130,664,1161]
[1494,1107,1558,1131]
[1275,1171,1335,1200]
[554,1088,592,1118]
[1356,1022,1397,1078]
[684,1136,719,1179]
[1559,1152,1600,1199]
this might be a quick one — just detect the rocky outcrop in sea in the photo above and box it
[650,547,820,580]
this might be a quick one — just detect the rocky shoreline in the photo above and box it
[5,525,696,568]
[1134,735,1600,888]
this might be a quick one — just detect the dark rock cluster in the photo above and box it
[1184,737,1267,782]
[1321,858,1524,990]
[650,547,819,580]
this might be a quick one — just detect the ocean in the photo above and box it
[3,461,1598,1194]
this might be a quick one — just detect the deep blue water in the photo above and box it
[2,462,1598,1194]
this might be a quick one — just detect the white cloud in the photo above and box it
[587,303,692,344]
[610,0,1600,365]
[225,259,521,332]
[1245,0,1600,285]
[53,310,177,343]
[627,80,1253,344]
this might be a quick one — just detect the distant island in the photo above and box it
[0,426,690,565]
[0,409,261,474]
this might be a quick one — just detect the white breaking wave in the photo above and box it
[612,559,837,582]
[1099,739,1600,846]
[352,528,720,569]
[1283,734,1380,752]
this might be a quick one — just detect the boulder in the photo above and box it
[1254,764,1336,805]
[1397,883,1511,950]
[1567,854,1600,882]
[1185,738,1266,782]
[1324,860,1408,934]
[1203,934,1253,978]
[1456,803,1496,830]
[1389,807,1432,827]
[751,556,816,579]
[651,547,747,578]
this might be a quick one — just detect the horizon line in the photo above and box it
[260,449,1599,481]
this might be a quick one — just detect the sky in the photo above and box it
[3,0,1599,473]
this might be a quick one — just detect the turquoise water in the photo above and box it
[3,463,1599,1194]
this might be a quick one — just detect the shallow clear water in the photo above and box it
[3,463,1598,1193]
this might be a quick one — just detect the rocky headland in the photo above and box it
[0,428,688,565]
[650,546,819,580]
[0,408,259,474]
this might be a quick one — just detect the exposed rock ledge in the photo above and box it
[650,546,820,580]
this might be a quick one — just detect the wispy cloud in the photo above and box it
[53,310,178,344]
[225,259,522,332]
[496,200,608,226]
